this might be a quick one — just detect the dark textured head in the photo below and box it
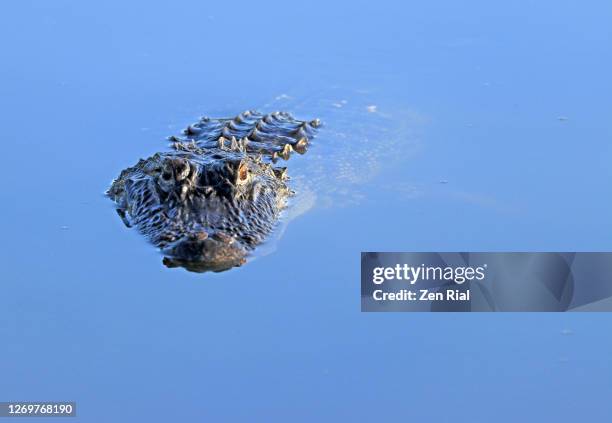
[108,149,290,272]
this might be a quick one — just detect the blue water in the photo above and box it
[1,0,611,421]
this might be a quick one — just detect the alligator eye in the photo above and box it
[237,162,248,183]
[239,164,248,181]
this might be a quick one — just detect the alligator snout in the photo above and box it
[161,232,247,272]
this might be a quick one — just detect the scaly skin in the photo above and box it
[107,111,320,272]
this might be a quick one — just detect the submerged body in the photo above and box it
[107,111,319,272]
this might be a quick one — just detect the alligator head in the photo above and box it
[108,111,318,273]
[108,147,290,272]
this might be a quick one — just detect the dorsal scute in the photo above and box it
[171,111,319,161]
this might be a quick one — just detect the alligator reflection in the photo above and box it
[162,256,245,273]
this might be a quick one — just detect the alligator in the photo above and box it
[107,111,320,272]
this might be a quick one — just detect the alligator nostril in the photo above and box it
[213,232,234,244]
[194,231,208,240]
[187,232,206,241]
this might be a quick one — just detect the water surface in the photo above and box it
[1,1,611,421]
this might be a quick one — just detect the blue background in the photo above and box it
[1,0,611,421]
